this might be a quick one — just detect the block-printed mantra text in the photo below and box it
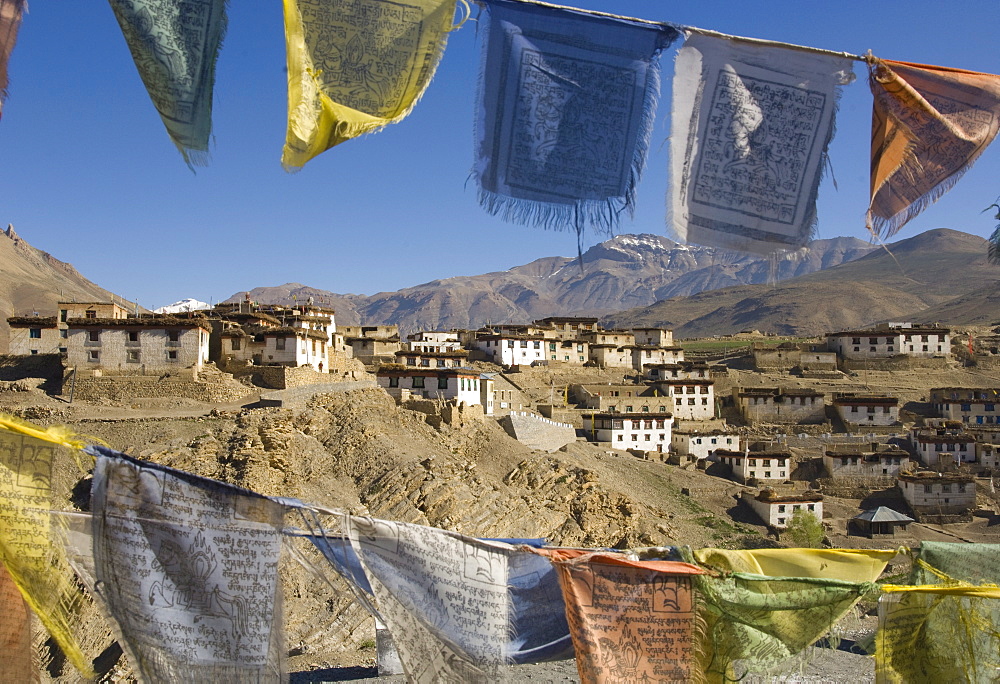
[693,72,826,223]
[506,48,637,198]
[298,0,427,117]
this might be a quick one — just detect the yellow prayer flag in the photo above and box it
[282,0,462,169]
[0,415,93,676]
[694,547,897,583]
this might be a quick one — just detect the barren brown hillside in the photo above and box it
[0,226,132,349]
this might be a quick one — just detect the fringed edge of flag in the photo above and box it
[865,59,997,240]
[866,146,985,240]
[174,0,229,171]
[471,5,669,252]
[476,187,628,235]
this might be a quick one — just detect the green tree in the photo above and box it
[784,508,825,548]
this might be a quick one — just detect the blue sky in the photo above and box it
[1,1,999,310]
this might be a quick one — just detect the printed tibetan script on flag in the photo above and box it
[282,0,459,169]
[541,549,703,684]
[108,0,228,166]
[867,58,1000,238]
[310,518,573,668]
[475,0,677,238]
[669,34,853,254]
[0,419,91,675]
[347,516,513,682]
[90,448,286,682]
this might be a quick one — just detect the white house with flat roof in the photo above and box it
[826,325,951,360]
[832,393,900,427]
[823,444,910,478]
[742,490,823,529]
[930,387,1000,424]
[644,361,711,381]
[898,471,976,520]
[736,387,825,424]
[66,316,211,374]
[910,426,977,466]
[406,331,463,353]
[652,378,715,420]
[377,366,484,407]
[631,328,674,347]
[394,349,469,369]
[671,430,739,460]
[713,448,791,484]
[582,412,672,453]
[473,334,547,366]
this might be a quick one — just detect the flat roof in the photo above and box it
[586,412,673,420]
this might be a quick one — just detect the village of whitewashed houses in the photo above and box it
[4,227,1000,680]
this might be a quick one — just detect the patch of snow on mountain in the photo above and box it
[612,235,671,252]
[154,298,210,314]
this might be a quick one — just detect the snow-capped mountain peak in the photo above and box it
[154,298,209,314]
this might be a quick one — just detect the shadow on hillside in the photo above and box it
[726,500,760,526]
[860,488,907,511]
[291,666,392,683]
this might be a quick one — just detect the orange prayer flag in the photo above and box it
[867,58,1000,238]
[539,550,704,684]
[0,562,34,683]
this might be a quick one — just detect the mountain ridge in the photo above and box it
[603,229,997,336]
[0,225,133,350]
[226,234,878,334]
[3,226,995,346]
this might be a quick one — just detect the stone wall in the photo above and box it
[225,363,365,390]
[500,411,577,452]
[537,404,587,427]
[70,375,253,403]
[258,379,378,408]
[401,398,485,429]
[753,349,799,371]
[840,356,950,372]
[911,511,973,524]
[816,476,899,498]
[971,355,1000,370]
[800,370,843,379]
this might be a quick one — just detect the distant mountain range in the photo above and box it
[4,226,999,346]
[604,229,1000,336]
[224,234,878,334]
